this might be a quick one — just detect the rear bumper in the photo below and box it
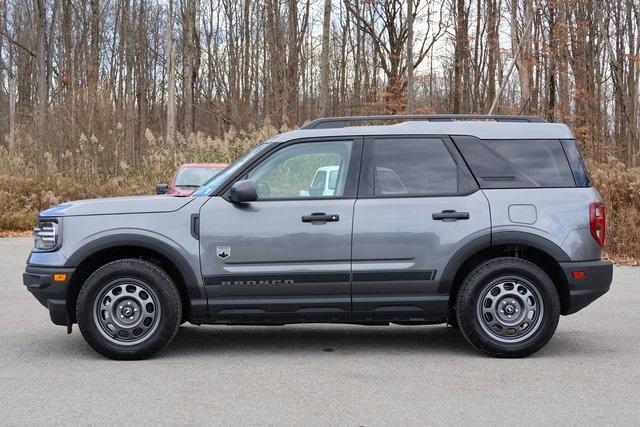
[23,265,75,326]
[559,260,613,315]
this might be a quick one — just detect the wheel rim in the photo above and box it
[476,276,544,343]
[93,278,161,346]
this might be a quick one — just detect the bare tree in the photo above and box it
[34,0,47,148]
[319,0,331,116]
[166,0,177,153]
[182,0,198,137]
[346,0,445,113]
[406,0,415,113]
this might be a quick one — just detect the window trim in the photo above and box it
[216,136,364,201]
[358,135,479,199]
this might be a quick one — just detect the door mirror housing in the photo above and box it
[156,183,169,195]
[228,180,258,203]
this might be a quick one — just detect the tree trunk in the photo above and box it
[35,0,47,148]
[510,0,532,114]
[136,0,147,155]
[406,0,415,113]
[166,0,177,153]
[183,0,196,137]
[546,4,556,121]
[453,0,468,113]
[89,0,100,91]
[485,0,499,111]
[319,0,331,117]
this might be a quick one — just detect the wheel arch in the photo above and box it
[64,234,206,324]
[440,231,570,315]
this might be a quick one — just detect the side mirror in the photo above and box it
[156,183,169,195]
[228,180,258,203]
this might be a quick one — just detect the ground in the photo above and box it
[2,237,639,425]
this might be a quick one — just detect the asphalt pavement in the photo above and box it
[1,237,639,425]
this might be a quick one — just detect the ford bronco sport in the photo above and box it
[24,115,613,359]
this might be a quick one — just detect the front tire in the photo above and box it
[76,259,181,360]
[456,257,560,358]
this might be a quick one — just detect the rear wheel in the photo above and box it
[456,257,560,358]
[76,259,181,360]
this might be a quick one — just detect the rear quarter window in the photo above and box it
[454,137,576,188]
[561,140,591,187]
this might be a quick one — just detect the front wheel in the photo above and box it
[76,259,182,360]
[456,257,560,358]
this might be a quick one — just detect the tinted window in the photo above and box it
[561,140,590,187]
[246,141,353,199]
[455,137,576,188]
[372,138,460,196]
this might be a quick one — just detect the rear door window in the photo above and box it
[368,137,472,197]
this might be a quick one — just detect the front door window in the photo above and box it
[246,141,353,200]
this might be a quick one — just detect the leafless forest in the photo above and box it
[0,0,639,259]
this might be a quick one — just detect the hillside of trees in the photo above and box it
[0,0,639,260]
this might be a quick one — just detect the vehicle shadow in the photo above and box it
[161,324,478,358]
[24,323,599,360]
[160,324,598,359]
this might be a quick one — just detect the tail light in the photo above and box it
[589,202,606,247]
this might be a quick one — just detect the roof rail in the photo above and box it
[301,114,546,129]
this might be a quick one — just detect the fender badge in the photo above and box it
[216,246,231,259]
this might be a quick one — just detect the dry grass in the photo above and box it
[587,159,640,262]
[1,127,638,262]
[0,125,277,231]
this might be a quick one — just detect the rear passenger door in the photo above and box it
[352,136,491,320]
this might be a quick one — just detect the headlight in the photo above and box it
[33,219,60,251]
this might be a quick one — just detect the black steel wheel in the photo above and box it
[77,259,181,360]
[456,257,560,358]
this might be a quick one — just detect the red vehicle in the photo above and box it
[156,163,227,196]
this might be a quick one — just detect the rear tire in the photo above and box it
[76,259,181,360]
[456,257,560,358]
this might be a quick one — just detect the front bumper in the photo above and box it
[559,260,613,315]
[24,265,75,326]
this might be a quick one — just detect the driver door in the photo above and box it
[199,138,362,321]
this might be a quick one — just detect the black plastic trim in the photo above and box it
[438,233,492,293]
[559,260,613,315]
[492,231,571,262]
[24,266,76,326]
[353,270,437,282]
[64,234,207,316]
[438,230,571,294]
[190,214,199,240]
[301,114,545,129]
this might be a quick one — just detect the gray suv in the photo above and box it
[24,115,613,359]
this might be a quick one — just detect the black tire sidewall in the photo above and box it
[76,259,181,360]
[456,257,560,357]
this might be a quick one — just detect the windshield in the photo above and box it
[191,143,271,196]
[175,167,224,187]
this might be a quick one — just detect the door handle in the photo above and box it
[432,210,470,221]
[302,213,340,223]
